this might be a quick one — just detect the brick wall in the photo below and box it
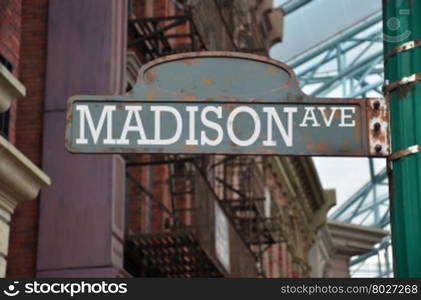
[0,0,21,71]
[6,0,49,277]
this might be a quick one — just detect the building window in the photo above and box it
[0,54,13,73]
[0,54,13,139]
[0,110,9,139]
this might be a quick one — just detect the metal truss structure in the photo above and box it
[283,8,392,277]
[282,0,313,16]
[289,11,383,99]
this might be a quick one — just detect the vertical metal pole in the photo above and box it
[384,245,391,277]
[377,251,383,277]
[383,0,421,277]
[368,158,380,225]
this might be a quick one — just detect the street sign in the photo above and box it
[65,52,389,157]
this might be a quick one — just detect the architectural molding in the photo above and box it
[267,156,334,267]
[0,64,26,112]
[0,133,50,277]
[311,189,336,230]
[308,225,335,277]
[326,220,388,277]
[0,136,50,213]
[328,220,388,256]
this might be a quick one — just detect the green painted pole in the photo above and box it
[383,0,421,277]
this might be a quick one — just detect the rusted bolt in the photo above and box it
[375,145,382,152]
[374,122,381,131]
[373,101,381,110]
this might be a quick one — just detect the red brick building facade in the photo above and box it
[0,0,50,277]
[0,0,333,278]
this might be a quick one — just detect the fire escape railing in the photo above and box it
[124,156,223,277]
[210,156,285,259]
[128,13,207,61]
[124,5,285,277]
[123,154,286,277]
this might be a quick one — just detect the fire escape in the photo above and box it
[123,4,285,278]
[128,11,207,61]
[124,156,224,277]
[123,155,286,277]
[211,156,285,259]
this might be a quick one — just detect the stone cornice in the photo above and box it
[0,64,26,112]
[328,220,388,256]
[310,189,336,231]
[0,136,50,213]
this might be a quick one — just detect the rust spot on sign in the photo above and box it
[145,70,156,83]
[267,66,279,74]
[222,103,235,111]
[183,145,197,151]
[145,91,157,101]
[306,142,329,152]
[182,58,202,65]
[342,139,350,146]
[183,94,197,101]
[203,78,214,85]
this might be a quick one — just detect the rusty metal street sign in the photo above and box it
[65,52,389,157]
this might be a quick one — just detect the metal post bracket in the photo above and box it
[367,98,390,156]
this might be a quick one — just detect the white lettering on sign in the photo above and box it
[227,106,261,146]
[74,104,357,147]
[201,106,223,146]
[263,107,297,147]
[186,106,199,146]
[339,107,356,127]
[117,106,149,145]
[150,106,182,145]
[299,106,320,128]
[76,105,116,145]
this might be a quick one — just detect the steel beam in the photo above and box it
[281,0,313,15]
[289,12,382,67]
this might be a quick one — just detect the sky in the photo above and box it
[313,157,386,209]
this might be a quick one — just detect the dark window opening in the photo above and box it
[0,110,10,139]
[0,53,13,73]
[0,53,13,140]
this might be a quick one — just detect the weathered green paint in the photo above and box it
[65,52,388,157]
[383,0,421,277]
